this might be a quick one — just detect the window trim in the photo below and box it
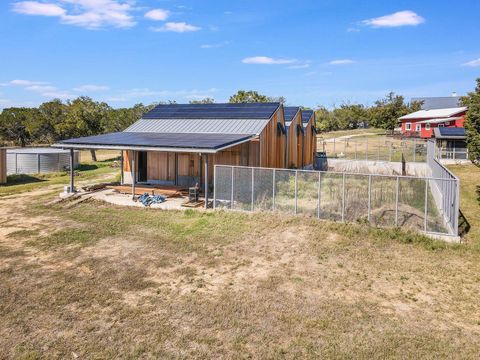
[415,123,421,132]
[405,122,412,131]
[425,123,431,130]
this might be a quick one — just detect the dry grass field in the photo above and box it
[1,160,479,359]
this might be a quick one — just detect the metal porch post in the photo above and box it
[69,148,75,193]
[120,151,124,185]
[131,150,136,200]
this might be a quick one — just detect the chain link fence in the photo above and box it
[214,143,459,237]
[318,137,428,162]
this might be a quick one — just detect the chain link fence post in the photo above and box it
[424,178,428,232]
[294,170,298,214]
[230,166,234,209]
[317,171,321,218]
[342,173,346,222]
[365,138,368,161]
[395,176,399,226]
[368,175,372,222]
[272,168,276,211]
[213,165,217,210]
[413,138,416,162]
[251,167,254,211]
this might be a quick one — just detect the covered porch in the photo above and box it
[52,132,254,209]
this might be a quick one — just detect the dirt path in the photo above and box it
[322,132,381,142]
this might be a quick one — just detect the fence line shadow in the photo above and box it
[458,209,471,238]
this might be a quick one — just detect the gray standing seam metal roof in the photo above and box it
[57,132,254,151]
[412,96,462,110]
[126,118,271,135]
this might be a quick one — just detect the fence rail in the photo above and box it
[214,148,459,237]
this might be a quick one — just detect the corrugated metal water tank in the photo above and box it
[7,148,79,174]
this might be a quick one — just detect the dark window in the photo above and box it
[138,151,148,182]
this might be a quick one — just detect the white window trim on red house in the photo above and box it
[415,123,421,132]
[405,122,412,131]
[425,123,431,130]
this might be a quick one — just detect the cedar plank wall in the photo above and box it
[0,149,6,184]
[303,114,317,165]
[297,127,304,168]
[259,106,286,168]
[123,142,252,185]
[287,111,301,168]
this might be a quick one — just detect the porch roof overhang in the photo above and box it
[417,117,461,124]
[52,131,255,153]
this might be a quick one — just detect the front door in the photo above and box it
[138,151,148,182]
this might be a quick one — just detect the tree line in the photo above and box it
[315,92,422,132]
[0,97,153,148]
[1,86,478,162]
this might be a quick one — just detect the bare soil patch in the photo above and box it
[0,192,479,359]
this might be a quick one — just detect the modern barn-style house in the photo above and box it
[283,106,304,168]
[54,103,290,205]
[301,109,317,166]
[398,107,467,139]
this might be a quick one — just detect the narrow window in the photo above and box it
[405,123,411,131]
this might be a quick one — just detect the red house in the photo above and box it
[398,107,467,138]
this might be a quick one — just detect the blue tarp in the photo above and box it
[138,193,166,207]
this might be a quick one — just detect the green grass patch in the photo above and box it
[0,162,118,197]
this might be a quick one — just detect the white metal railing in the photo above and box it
[427,140,460,235]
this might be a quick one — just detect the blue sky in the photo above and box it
[0,0,479,109]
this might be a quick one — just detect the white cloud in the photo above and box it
[144,9,170,21]
[9,79,48,86]
[151,22,201,33]
[200,41,229,49]
[11,0,136,29]
[6,78,76,99]
[41,90,75,99]
[73,84,110,92]
[242,56,296,65]
[362,10,425,28]
[109,87,218,102]
[329,59,355,65]
[347,27,360,33]
[287,64,310,69]
[25,85,57,92]
[12,1,65,16]
[462,58,480,67]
